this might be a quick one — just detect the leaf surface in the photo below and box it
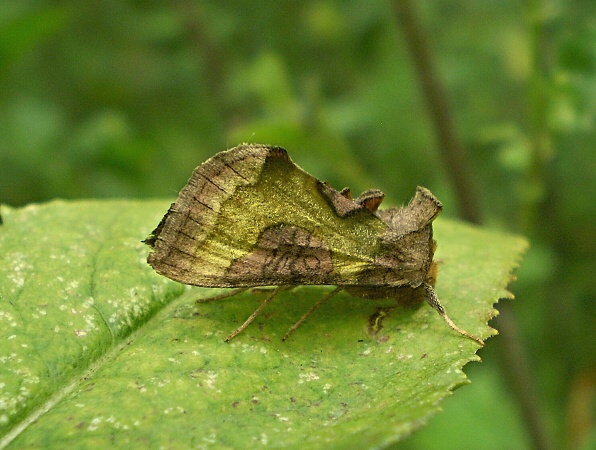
[0,200,527,448]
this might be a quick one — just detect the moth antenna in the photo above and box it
[225,286,288,342]
[422,283,485,347]
[282,287,343,341]
[196,287,249,303]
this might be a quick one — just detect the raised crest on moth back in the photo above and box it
[144,143,484,346]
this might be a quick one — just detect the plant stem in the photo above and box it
[391,0,480,224]
[391,1,554,449]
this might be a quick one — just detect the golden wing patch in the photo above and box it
[145,144,394,287]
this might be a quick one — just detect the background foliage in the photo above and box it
[0,1,593,449]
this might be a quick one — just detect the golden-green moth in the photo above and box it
[144,143,483,346]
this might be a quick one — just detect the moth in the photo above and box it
[144,144,484,346]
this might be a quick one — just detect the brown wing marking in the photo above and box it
[226,225,334,286]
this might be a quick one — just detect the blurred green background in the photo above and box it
[1,1,593,449]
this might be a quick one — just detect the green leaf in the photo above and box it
[0,200,527,449]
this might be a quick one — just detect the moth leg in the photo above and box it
[282,287,343,341]
[196,288,249,303]
[423,283,484,347]
[250,287,292,295]
[225,286,288,342]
